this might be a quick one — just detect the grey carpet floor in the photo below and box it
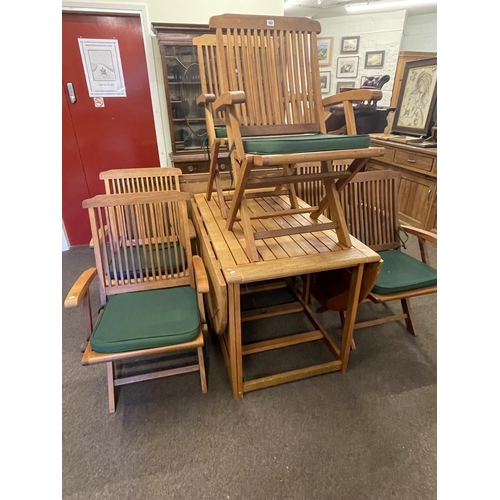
[62,235,436,500]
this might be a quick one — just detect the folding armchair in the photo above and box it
[64,191,209,413]
[207,14,387,262]
[193,34,230,218]
[311,170,437,337]
[194,33,304,220]
[99,167,196,241]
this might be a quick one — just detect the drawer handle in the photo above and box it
[407,158,416,163]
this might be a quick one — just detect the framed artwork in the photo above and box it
[365,50,385,68]
[317,37,333,66]
[319,71,331,93]
[392,57,437,137]
[336,81,356,93]
[336,56,359,78]
[341,36,360,54]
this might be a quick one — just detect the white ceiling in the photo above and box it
[284,0,437,20]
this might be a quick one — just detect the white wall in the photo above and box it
[67,0,283,24]
[401,13,437,51]
[317,10,437,107]
[318,10,407,107]
[146,0,283,24]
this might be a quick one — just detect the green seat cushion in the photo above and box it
[372,250,437,295]
[214,126,227,138]
[109,242,185,279]
[90,286,200,354]
[242,133,370,155]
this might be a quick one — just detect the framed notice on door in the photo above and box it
[78,38,126,97]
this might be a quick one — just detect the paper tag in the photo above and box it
[267,20,275,26]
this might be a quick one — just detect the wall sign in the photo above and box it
[78,38,126,97]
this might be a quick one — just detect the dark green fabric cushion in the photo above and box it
[214,126,227,138]
[109,242,185,279]
[90,286,200,354]
[372,250,437,295]
[242,133,370,155]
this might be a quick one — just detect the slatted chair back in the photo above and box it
[100,167,182,195]
[193,35,225,148]
[337,170,401,252]
[295,162,352,213]
[83,191,194,303]
[211,14,325,138]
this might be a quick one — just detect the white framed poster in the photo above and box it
[78,38,126,97]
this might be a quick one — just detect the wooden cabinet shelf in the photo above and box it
[367,138,437,232]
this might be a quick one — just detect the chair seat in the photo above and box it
[214,126,227,138]
[90,286,200,354]
[372,250,437,295]
[109,241,185,278]
[242,133,371,155]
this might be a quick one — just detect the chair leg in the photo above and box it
[224,157,259,261]
[339,311,356,350]
[198,347,208,394]
[322,178,351,247]
[206,139,221,201]
[401,298,418,336]
[106,362,116,414]
[302,274,311,304]
[275,163,299,209]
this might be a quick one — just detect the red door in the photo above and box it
[62,12,160,246]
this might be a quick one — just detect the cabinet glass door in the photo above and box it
[164,45,207,153]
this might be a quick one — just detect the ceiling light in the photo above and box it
[345,0,437,13]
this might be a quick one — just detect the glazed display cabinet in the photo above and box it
[153,23,228,174]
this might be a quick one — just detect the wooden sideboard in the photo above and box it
[366,138,437,232]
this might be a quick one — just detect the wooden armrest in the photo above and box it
[322,89,383,108]
[89,226,108,248]
[400,224,437,246]
[214,91,246,112]
[188,218,196,240]
[192,255,209,294]
[64,268,97,308]
[196,93,216,106]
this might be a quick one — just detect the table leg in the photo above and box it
[228,283,243,398]
[340,263,364,372]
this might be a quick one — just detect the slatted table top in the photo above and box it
[193,192,381,285]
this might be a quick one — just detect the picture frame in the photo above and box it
[365,50,385,68]
[336,56,359,78]
[392,57,437,137]
[319,71,331,94]
[340,36,360,54]
[336,81,356,93]
[317,37,333,66]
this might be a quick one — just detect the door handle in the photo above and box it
[66,82,77,104]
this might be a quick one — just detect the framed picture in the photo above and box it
[319,71,331,93]
[336,81,356,93]
[317,37,333,66]
[392,57,437,137]
[365,50,385,68]
[336,56,359,78]
[341,36,360,54]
